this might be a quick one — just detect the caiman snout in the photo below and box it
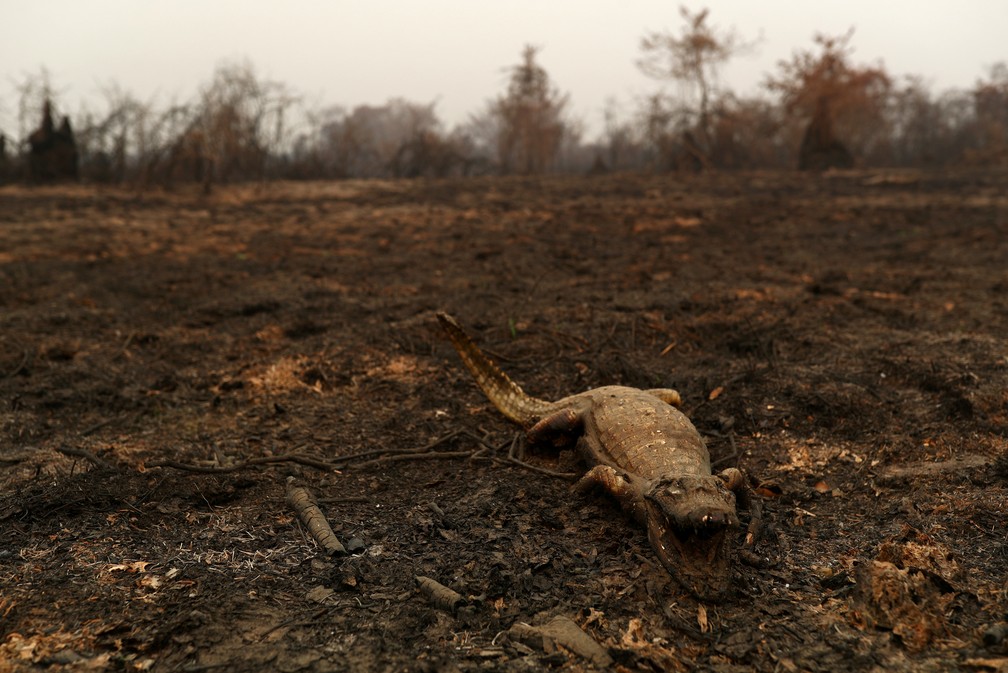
[644,476,739,598]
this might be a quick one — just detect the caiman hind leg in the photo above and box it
[526,407,583,447]
[506,407,582,471]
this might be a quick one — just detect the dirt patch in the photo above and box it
[2,170,1007,671]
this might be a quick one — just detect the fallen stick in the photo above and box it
[415,575,464,613]
[355,450,475,469]
[497,432,577,479]
[508,615,612,667]
[494,455,578,480]
[147,431,482,475]
[878,455,989,485]
[286,479,346,555]
[56,445,116,471]
[148,454,341,473]
[144,428,576,478]
[329,430,468,466]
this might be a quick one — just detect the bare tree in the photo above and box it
[638,93,679,170]
[765,30,890,169]
[73,84,154,182]
[882,76,946,166]
[637,6,756,165]
[599,96,651,171]
[707,94,789,169]
[11,67,62,148]
[459,101,502,172]
[968,62,1008,164]
[186,60,299,187]
[493,45,570,174]
[308,98,452,178]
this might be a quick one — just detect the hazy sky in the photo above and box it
[3,1,1005,139]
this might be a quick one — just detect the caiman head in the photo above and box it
[643,475,740,599]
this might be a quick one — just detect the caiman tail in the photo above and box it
[437,313,551,428]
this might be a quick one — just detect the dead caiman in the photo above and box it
[437,313,760,598]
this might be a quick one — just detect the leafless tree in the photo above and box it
[307,98,454,178]
[707,95,789,169]
[600,97,646,170]
[492,45,571,174]
[185,60,299,187]
[459,101,502,172]
[765,30,890,169]
[967,63,1008,164]
[880,76,948,166]
[637,6,757,166]
[11,67,61,148]
[73,84,156,182]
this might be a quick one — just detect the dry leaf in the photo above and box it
[814,480,831,494]
[306,585,334,603]
[755,481,783,498]
[140,575,162,590]
[697,604,709,632]
[708,386,724,401]
[105,561,152,574]
[621,617,645,647]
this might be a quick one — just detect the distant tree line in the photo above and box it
[2,8,1006,187]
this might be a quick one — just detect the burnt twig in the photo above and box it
[496,455,578,480]
[355,450,475,470]
[147,428,550,477]
[328,430,464,466]
[147,454,341,473]
[286,478,346,555]
[495,432,578,479]
[415,575,464,613]
[56,445,117,471]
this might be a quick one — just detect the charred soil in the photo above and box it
[1,170,1007,671]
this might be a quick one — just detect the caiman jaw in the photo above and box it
[644,477,740,599]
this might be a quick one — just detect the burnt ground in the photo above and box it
[1,170,1007,672]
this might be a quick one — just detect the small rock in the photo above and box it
[345,537,365,552]
[310,558,333,573]
[306,585,334,603]
[47,650,84,665]
[982,622,1008,651]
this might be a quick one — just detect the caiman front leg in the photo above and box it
[717,467,765,561]
[645,388,683,408]
[572,464,649,526]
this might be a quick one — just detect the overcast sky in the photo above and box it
[3,1,1005,139]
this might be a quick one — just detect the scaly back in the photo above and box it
[437,313,552,428]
